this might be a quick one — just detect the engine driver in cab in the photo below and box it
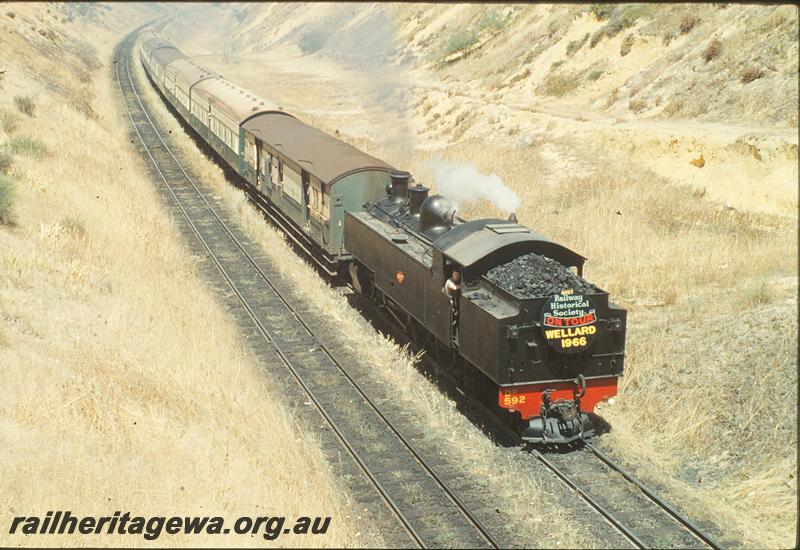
[443,268,462,342]
[443,268,462,299]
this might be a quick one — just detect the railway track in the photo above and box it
[114,31,500,549]
[530,444,722,549]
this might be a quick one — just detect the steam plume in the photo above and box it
[433,161,521,214]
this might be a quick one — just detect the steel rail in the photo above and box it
[585,442,722,550]
[124,41,499,549]
[125,21,722,550]
[530,448,648,548]
[117,31,500,549]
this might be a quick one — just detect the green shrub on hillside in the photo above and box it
[0,148,11,173]
[0,110,20,134]
[476,12,505,33]
[443,29,479,57]
[13,95,36,117]
[542,73,579,96]
[662,30,677,46]
[566,33,590,56]
[298,30,326,54]
[620,34,635,57]
[604,7,640,38]
[7,135,47,157]
[589,4,616,21]
[591,4,648,47]
[590,29,605,48]
[0,173,14,225]
[587,69,604,81]
[61,216,86,237]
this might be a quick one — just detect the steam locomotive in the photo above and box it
[138,31,627,443]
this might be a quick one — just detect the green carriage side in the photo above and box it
[241,113,394,262]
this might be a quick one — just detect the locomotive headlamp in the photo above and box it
[395,271,405,284]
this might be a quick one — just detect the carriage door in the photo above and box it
[255,139,263,189]
[301,171,310,230]
[331,194,344,253]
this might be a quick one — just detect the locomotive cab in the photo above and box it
[432,221,626,443]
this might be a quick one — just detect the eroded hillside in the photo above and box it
[164,3,798,217]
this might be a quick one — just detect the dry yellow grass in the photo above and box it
[0,5,365,548]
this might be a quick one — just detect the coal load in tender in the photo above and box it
[486,253,599,298]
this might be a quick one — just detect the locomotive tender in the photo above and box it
[138,31,627,443]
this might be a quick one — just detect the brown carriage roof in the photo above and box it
[191,77,288,124]
[149,44,187,67]
[163,58,217,88]
[242,113,393,185]
[139,34,158,50]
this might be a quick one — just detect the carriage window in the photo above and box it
[320,191,330,221]
[283,166,303,204]
[261,152,270,176]
[309,187,321,214]
[245,138,256,168]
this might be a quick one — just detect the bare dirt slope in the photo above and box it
[162,3,797,548]
[168,3,798,217]
[0,3,364,546]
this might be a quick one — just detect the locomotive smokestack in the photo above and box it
[408,184,429,216]
[389,170,411,204]
[508,212,518,223]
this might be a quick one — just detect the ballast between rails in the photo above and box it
[115,37,428,549]
[125,20,722,550]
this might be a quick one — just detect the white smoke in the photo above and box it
[433,161,521,214]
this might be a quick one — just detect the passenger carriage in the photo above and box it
[140,36,395,273]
